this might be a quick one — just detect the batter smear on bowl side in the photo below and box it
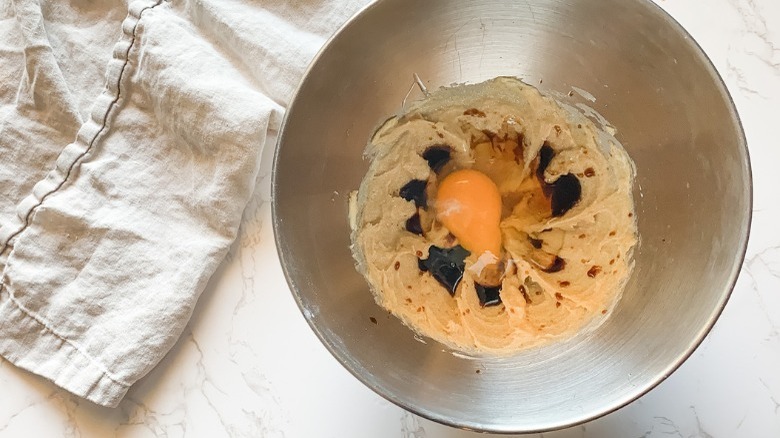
[349,77,637,354]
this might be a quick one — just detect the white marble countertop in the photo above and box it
[1,0,779,436]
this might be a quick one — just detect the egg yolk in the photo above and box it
[435,169,502,257]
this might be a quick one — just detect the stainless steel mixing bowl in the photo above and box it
[272,0,751,433]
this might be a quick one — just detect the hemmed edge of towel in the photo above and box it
[0,294,130,407]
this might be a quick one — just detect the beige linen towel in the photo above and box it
[0,0,366,407]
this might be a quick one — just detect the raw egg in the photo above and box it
[435,169,502,257]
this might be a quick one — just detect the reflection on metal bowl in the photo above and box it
[272,0,751,433]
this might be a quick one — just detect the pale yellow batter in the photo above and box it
[350,77,637,354]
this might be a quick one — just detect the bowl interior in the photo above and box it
[272,0,750,432]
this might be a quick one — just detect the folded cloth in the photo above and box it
[0,0,367,407]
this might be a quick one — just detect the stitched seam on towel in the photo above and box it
[0,0,165,389]
[0,0,163,257]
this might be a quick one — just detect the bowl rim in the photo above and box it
[271,0,753,433]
